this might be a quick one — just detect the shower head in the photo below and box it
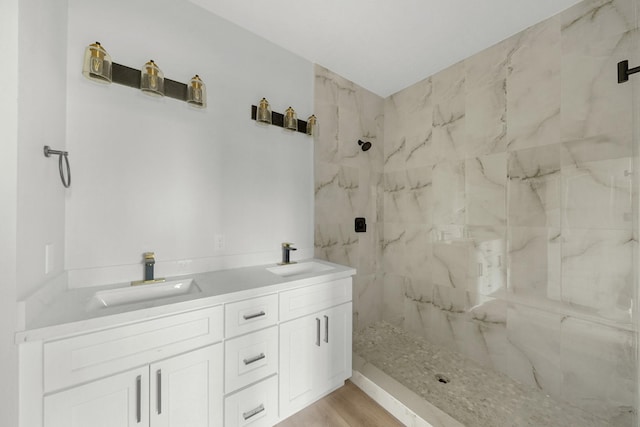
[358,139,372,151]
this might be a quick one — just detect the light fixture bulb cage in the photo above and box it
[140,60,165,97]
[187,75,207,108]
[283,106,298,131]
[256,98,272,124]
[82,42,112,83]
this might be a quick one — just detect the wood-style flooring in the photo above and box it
[275,380,404,427]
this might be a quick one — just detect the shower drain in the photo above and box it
[435,374,450,384]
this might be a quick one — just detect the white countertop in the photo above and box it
[16,259,356,343]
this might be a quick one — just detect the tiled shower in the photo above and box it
[314,0,639,424]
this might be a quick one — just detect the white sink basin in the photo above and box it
[266,262,333,278]
[89,278,200,309]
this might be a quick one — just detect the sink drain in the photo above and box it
[435,374,450,384]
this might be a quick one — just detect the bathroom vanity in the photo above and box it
[16,259,355,427]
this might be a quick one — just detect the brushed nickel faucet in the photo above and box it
[279,242,297,265]
[131,252,166,286]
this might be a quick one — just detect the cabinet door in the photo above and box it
[320,302,352,392]
[279,313,322,419]
[150,344,223,427]
[44,367,149,427]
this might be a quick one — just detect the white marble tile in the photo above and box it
[506,304,562,397]
[403,278,434,341]
[405,167,433,224]
[313,103,339,164]
[353,273,383,331]
[507,18,561,151]
[315,162,359,225]
[507,226,562,303]
[383,170,407,223]
[432,160,465,225]
[560,316,636,425]
[561,228,633,324]
[466,226,506,297]
[465,294,508,373]
[429,285,468,351]
[404,224,432,282]
[561,0,636,52]
[465,153,507,226]
[432,239,469,290]
[562,156,633,230]
[561,30,636,148]
[387,77,434,169]
[465,82,507,158]
[383,97,407,172]
[382,222,407,276]
[314,222,359,268]
[432,62,466,163]
[382,273,409,327]
[314,64,340,107]
[508,144,562,227]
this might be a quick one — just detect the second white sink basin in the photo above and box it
[266,261,333,278]
[89,278,200,309]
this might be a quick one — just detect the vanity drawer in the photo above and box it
[225,293,278,337]
[279,278,352,322]
[224,326,278,393]
[225,375,278,427]
[43,305,223,393]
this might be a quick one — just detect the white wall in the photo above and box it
[65,0,315,287]
[0,0,20,424]
[17,0,68,299]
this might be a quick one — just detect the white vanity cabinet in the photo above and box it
[44,344,223,427]
[278,278,353,419]
[41,306,224,427]
[19,263,355,427]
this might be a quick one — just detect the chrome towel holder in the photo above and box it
[44,145,71,188]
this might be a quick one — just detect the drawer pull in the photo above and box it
[316,318,321,347]
[156,369,162,414]
[243,311,266,320]
[324,315,329,343]
[136,375,142,423]
[243,352,266,365]
[242,403,265,420]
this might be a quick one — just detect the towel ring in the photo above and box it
[44,145,71,188]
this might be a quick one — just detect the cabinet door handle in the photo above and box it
[316,318,321,346]
[243,352,266,365]
[136,375,142,423]
[243,311,266,320]
[156,369,162,415]
[324,315,329,343]
[242,403,265,420]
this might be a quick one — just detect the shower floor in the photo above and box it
[353,321,611,427]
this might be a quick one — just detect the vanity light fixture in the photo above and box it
[82,42,112,83]
[186,75,207,108]
[140,60,165,97]
[283,106,298,131]
[256,98,272,124]
[306,114,318,136]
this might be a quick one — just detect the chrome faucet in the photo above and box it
[131,252,165,286]
[279,242,297,265]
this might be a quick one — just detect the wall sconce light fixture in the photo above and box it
[186,75,206,108]
[306,114,318,136]
[140,60,165,97]
[283,106,298,131]
[82,42,112,83]
[256,98,272,125]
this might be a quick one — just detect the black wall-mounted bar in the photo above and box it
[618,60,640,84]
[111,63,188,101]
[251,105,309,134]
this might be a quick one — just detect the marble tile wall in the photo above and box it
[315,0,639,424]
[379,0,638,424]
[314,65,385,331]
